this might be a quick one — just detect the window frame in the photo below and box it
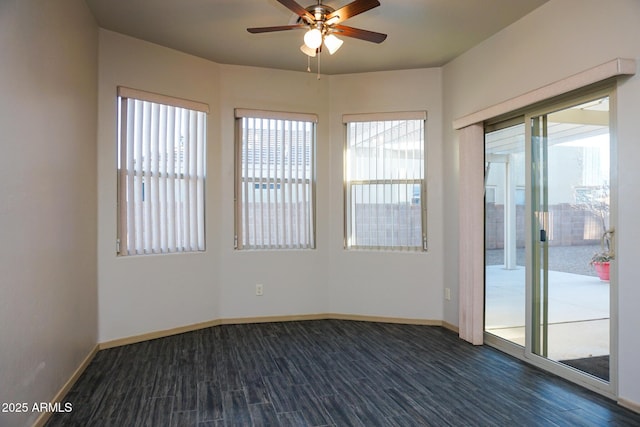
[234,108,317,250]
[116,87,208,256]
[343,111,428,251]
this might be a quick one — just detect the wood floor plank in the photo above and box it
[318,395,365,426]
[170,410,197,427]
[45,320,640,427]
[196,380,223,422]
[243,377,271,405]
[172,375,198,412]
[247,403,279,426]
[115,386,152,426]
[275,410,309,426]
[144,396,174,427]
[222,389,251,426]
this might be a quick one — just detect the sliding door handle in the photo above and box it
[540,229,547,242]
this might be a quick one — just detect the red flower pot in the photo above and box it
[593,261,610,281]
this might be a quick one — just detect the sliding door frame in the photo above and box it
[483,84,619,399]
[483,116,526,360]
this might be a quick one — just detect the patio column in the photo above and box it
[504,154,517,269]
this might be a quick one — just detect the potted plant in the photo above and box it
[575,184,613,281]
[590,251,612,281]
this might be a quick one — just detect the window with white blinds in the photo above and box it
[117,87,208,256]
[235,109,316,250]
[344,112,427,251]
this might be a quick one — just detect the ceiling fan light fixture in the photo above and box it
[300,44,317,57]
[247,0,387,75]
[323,34,343,55]
[303,28,323,49]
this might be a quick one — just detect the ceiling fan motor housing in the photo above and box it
[303,4,334,29]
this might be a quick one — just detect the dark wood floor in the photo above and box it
[45,320,640,426]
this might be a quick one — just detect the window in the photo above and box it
[235,109,316,249]
[344,112,427,250]
[117,87,208,256]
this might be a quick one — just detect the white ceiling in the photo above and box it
[85,0,549,75]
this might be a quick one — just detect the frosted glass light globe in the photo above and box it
[304,28,323,49]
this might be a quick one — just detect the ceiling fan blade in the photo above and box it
[325,0,380,25]
[276,0,315,23]
[333,25,387,43]
[247,24,306,34]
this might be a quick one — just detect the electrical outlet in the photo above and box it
[256,284,263,296]
[445,288,451,301]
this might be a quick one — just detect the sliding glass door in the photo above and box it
[485,90,615,393]
[530,95,612,382]
[485,122,526,346]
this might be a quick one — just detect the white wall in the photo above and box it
[97,33,333,340]
[442,0,640,407]
[0,1,98,426]
[327,69,445,320]
[97,31,222,342]
[97,34,447,342]
[216,64,330,319]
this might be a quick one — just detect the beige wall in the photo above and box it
[0,1,98,426]
[442,0,640,407]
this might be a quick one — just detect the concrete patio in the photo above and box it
[485,264,610,361]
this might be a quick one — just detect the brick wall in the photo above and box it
[485,203,602,249]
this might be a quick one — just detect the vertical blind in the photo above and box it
[344,112,427,250]
[235,109,316,250]
[117,87,208,256]
[457,122,485,345]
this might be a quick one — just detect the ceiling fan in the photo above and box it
[247,0,387,57]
